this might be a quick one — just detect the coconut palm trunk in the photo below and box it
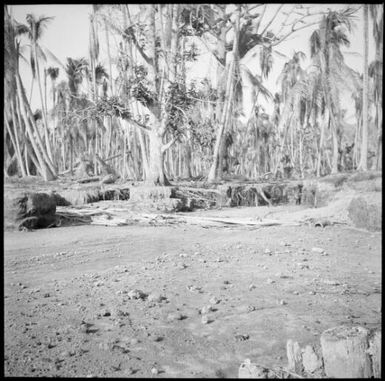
[15,72,56,180]
[32,40,55,166]
[358,4,369,171]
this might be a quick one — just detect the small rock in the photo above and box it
[127,289,147,300]
[311,247,324,254]
[278,299,287,305]
[209,296,220,305]
[267,278,275,284]
[187,285,202,293]
[239,359,270,378]
[309,291,316,295]
[293,291,299,295]
[201,315,210,324]
[148,293,165,303]
[167,312,183,322]
[200,305,213,315]
[264,248,272,255]
[151,367,158,375]
[102,309,111,317]
[249,284,256,291]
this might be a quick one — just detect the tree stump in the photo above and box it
[286,339,303,374]
[15,192,58,230]
[301,344,323,376]
[368,330,381,378]
[320,325,373,378]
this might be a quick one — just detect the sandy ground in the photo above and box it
[4,204,382,378]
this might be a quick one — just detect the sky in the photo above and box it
[10,4,377,123]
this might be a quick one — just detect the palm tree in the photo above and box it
[23,13,58,166]
[46,67,59,161]
[47,67,59,106]
[92,62,109,98]
[273,51,307,176]
[309,7,361,174]
[65,57,89,99]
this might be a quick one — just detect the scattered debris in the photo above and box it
[235,334,250,342]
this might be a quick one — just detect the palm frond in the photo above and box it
[240,65,272,101]
[47,66,59,80]
[40,45,65,69]
[15,22,29,36]
[310,30,321,57]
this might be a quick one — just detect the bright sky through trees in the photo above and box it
[11,3,375,122]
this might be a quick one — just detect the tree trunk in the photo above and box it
[358,4,369,171]
[15,72,56,180]
[104,20,114,96]
[70,135,73,175]
[146,131,170,185]
[33,43,54,165]
[10,101,27,176]
[208,7,240,183]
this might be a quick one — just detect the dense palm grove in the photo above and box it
[4,4,383,185]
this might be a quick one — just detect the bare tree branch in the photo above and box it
[254,4,267,34]
[273,20,320,46]
[260,4,285,35]
[275,4,296,36]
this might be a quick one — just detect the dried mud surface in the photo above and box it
[4,207,382,377]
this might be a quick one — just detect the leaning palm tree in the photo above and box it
[4,6,57,180]
[22,13,61,165]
